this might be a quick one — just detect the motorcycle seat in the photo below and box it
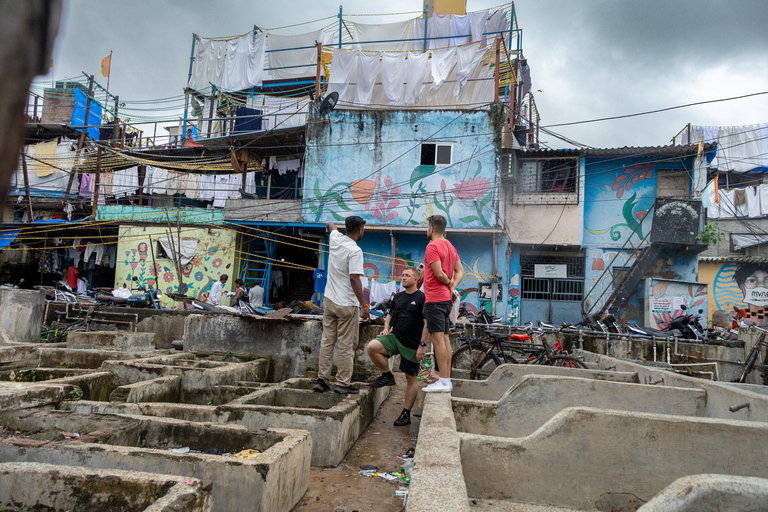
[96,293,128,304]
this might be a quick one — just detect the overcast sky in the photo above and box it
[34,0,768,149]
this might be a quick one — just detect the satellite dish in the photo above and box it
[318,92,339,116]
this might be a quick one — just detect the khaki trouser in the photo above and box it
[318,297,359,387]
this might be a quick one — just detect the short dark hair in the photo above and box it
[235,279,243,286]
[220,274,229,281]
[345,215,367,234]
[734,264,768,287]
[428,215,447,233]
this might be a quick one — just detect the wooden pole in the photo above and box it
[164,211,184,291]
[494,37,501,103]
[314,42,322,100]
[64,75,95,200]
[20,153,33,221]
[92,146,102,218]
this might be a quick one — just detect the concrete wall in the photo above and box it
[0,289,45,344]
[114,225,237,309]
[408,393,470,512]
[639,474,768,512]
[451,364,638,401]
[223,199,302,222]
[303,108,502,229]
[460,407,768,510]
[0,462,212,512]
[183,315,383,381]
[0,413,311,512]
[453,374,706,437]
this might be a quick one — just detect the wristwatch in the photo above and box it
[419,341,427,347]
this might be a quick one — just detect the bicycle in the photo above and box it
[452,323,587,380]
[738,327,768,384]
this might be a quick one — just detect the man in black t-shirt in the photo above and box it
[366,267,428,426]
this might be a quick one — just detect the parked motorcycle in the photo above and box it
[95,277,163,309]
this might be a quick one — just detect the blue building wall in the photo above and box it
[582,155,702,320]
[303,109,502,228]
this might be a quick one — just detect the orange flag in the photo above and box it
[100,54,111,77]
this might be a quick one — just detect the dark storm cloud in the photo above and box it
[38,1,768,148]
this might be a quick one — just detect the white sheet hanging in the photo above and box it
[355,52,380,106]
[228,174,242,199]
[746,186,761,218]
[198,174,215,201]
[719,189,737,217]
[454,42,483,96]
[212,174,231,207]
[759,184,768,216]
[188,37,227,93]
[487,10,508,43]
[267,30,330,80]
[428,14,451,49]
[327,49,359,106]
[470,10,489,43]
[184,173,201,199]
[450,14,471,46]
[352,19,415,52]
[404,51,431,105]
[150,167,168,195]
[245,171,256,195]
[381,53,406,106]
[431,48,457,90]
[157,236,198,266]
[224,31,266,90]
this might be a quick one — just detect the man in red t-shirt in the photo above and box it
[421,215,463,393]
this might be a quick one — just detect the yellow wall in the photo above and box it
[426,0,466,15]
[699,262,721,325]
[115,225,237,309]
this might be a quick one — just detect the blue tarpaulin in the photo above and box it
[71,89,102,140]
[0,230,20,251]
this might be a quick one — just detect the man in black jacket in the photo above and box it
[366,267,428,426]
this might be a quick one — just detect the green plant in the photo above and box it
[221,351,236,361]
[696,222,726,245]
[68,388,83,401]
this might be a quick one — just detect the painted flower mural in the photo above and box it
[371,177,401,222]
[350,178,378,211]
[612,163,653,199]
[452,176,490,200]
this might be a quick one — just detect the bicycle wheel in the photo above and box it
[452,344,501,380]
[551,355,588,369]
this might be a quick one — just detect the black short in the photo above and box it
[423,301,452,334]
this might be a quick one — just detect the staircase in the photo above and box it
[582,205,657,319]
[239,235,276,307]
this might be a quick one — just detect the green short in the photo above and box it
[376,333,420,376]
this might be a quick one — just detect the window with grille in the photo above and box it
[520,252,585,302]
[514,157,579,205]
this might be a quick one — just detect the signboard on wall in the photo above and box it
[651,298,672,314]
[534,264,567,279]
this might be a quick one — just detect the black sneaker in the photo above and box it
[334,385,360,395]
[394,410,411,427]
[313,378,330,393]
[369,373,396,388]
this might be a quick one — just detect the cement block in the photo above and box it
[61,377,388,467]
[460,407,768,510]
[0,382,75,411]
[0,288,45,345]
[409,393,470,512]
[110,375,182,403]
[0,462,212,511]
[182,314,383,381]
[67,330,156,352]
[451,364,639,401]
[639,474,768,512]
[453,375,707,437]
[0,411,311,512]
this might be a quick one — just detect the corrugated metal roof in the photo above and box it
[511,143,716,158]
[699,255,768,263]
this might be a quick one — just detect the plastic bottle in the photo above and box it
[403,460,413,477]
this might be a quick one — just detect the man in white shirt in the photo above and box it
[248,281,265,308]
[207,274,229,306]
[314,216,369,395]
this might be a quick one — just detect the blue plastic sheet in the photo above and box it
[71,88,102,140]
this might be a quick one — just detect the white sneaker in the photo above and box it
[422,379,452,393]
